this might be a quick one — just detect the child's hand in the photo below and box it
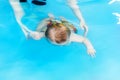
[87,48,96,57]
[30,31,41,40]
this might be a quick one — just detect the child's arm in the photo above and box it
[70,33,96,57]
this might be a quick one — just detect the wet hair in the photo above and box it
[45,21,71,44]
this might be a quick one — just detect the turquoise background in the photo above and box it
[0,0,120,80]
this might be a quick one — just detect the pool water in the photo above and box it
[0,0,120,80]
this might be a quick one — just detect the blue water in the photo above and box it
[0,0,120,80]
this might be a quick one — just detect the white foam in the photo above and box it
[113,12,120,24]
[108,0,120,4]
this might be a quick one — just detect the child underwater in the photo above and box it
[9,0,96,57]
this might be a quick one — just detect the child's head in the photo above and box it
[45,21,71,45]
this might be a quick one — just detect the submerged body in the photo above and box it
[36,17,77,45]
[29,15,96,57]
[9,0,96,57]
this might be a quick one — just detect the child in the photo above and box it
[19,0,88,36]
[9,0,96,57]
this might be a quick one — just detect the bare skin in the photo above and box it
[9,0,96,57]
[67,0,88,36]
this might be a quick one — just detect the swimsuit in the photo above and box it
[20,0,46,5]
